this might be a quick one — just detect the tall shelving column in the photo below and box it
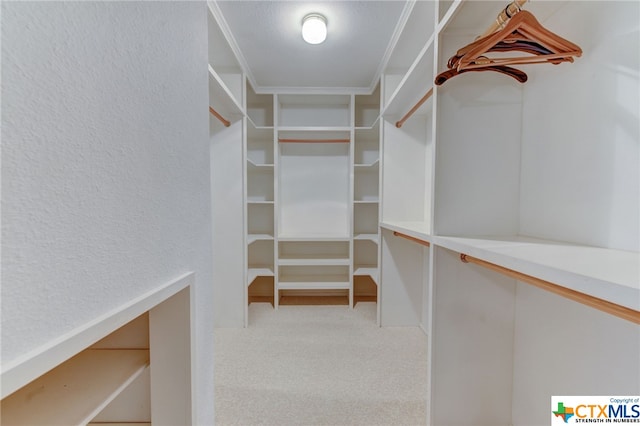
[208,2,247,327]
[349,94,356,309]
[273,94,280,310]
[378,0,437,327]
[245,83,275,321]
[275,94,353,306]
[353,85,381,307]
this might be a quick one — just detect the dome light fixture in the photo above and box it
[302,14,327,45]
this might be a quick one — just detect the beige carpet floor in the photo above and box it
[214,303,428,426]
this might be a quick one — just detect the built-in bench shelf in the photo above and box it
[1,274,193,425]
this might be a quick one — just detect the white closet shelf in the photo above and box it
[278,126,352,133]
[1,349,149,426]
[278,255,350,266]
[355,159,380,170]
[382,33,435,120]
[247,123,274,137]
[278,235,350,242]
[434,235,640,312]
[355,125,380,132]
[354,233,379,244]
[248,267,275,286]
[248,234,274,245]
[88,424,150,426]
[354,266,379,284]
[247,116,274,131]
[208,64,244,119]
[354,199,379,204]
[247,159,274,170]
[380,221,432,243]
[278,276,350,290]
[247,200,274,204]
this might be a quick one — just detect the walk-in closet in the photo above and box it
[207,0,639,423]
[2,0,638,425]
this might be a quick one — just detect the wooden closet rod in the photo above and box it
[460,253,640,325]
[477,0,528,39]
[395,88,433,128]
[393,231,431,247]
[209,106,230,127]
[278,138,350,144]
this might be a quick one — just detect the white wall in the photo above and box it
[279,143,350,237]
[1,2,214,424]
[519,1,640,251]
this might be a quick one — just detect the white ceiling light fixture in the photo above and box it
[302,14,327,44]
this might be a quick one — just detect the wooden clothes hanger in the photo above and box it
[453,10,582,71]
[447,40,555,69]
[435,5,582,86]
[435,64,528,85]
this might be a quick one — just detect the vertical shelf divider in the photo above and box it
[273,94,280,310]
[349,94,356,308]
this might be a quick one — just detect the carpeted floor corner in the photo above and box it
[214,303,428,426]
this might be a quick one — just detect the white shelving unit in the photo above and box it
[275,94,353,306]
[238,87,383,313]
[208,1,248,327]
[352,94,381,292]
[207,1,384,320]
[244,83,276,319]
[377,1,640,424]
[207,2,244,121]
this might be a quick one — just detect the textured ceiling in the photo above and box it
[215,1,409,93]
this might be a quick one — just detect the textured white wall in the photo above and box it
[1,2,214,423]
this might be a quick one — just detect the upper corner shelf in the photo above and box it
[208,64,245,122]
[382,34,435,121]
[355,84,381,128]
[247,84,274,128]
[384,1,436,79]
